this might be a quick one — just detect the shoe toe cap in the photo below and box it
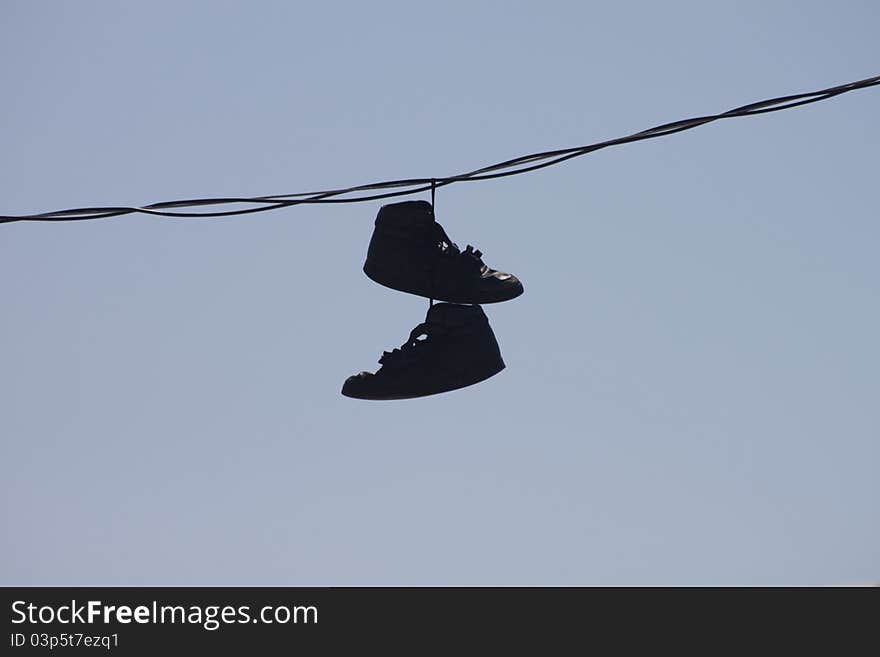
[479,271,523,303]
[341,371,375,398]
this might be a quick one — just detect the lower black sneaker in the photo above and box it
[363,200,523,304]
[341,303,505,400]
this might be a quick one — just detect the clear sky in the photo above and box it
[2,0,877,585]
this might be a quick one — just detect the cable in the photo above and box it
[2,73,878,224]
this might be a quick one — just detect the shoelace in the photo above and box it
[432,223,486,269]
[378,322,448,368]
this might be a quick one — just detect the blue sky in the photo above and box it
[2,0,877,585]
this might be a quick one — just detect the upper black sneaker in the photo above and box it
[341,303,505,400]
[363,200,523,304]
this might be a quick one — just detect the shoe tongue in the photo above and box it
[426,303,485,328]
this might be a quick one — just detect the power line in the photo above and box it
[2,73,878,224]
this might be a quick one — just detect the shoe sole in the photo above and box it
[363,263,523,305]
[341,361,505,401]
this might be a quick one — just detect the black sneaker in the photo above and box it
[341,303,505,400]
[363,200,523,304]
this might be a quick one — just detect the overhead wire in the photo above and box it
[1,73,878,224]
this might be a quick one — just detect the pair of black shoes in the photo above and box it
[342,200,523,400]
